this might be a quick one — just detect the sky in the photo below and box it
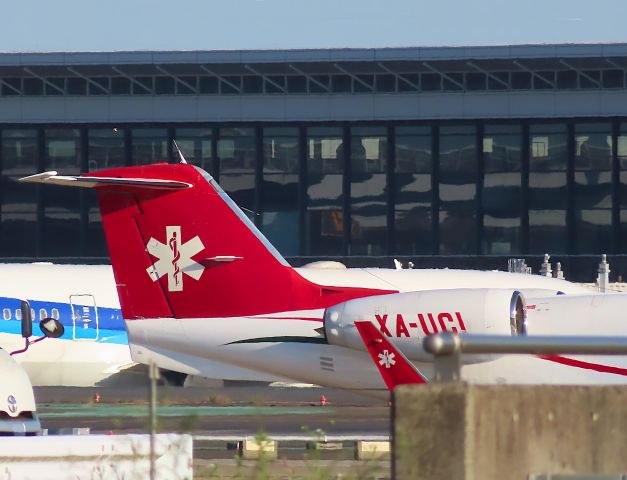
[2,0,627,52]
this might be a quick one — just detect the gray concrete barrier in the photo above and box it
[394,384,627,480]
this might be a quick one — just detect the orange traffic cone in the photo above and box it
[320,395,327,406]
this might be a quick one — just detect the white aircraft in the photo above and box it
[21,162,608,393]
[0,263,286,386]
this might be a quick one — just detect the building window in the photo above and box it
[573,123,612,254]
[174,128,213,173]
[1,129,38,257]
[482,124,522,254]
[394,126,433,255]
[217,128,256,210]
[132,128,167,165]
[529,123,568,254]
[350,127,387,255]
[43,128,82,256]
[262,128,300,256]
[305,127,344,255]
[439,125,477,254]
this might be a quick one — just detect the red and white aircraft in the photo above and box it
[21,161,626,393]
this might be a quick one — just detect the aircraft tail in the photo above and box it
[355,321,428,390]
[20,165,389,319]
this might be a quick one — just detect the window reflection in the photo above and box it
[175,128,212,173]
[439,126,477,254]
[87,127,126,256]
[306,127,344,255]
[482,125,522,254]
[132,128,168,165]
[262,128,299,255]
[574,123,612,253]
[350,127,387,255]
[618,123,627,252]
[394,126,432,254]
[218,128,256,209]
[44,129,81,256]
[529,124,568,253]
[1,129,38,256]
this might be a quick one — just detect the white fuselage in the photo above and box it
[127,267,616,391]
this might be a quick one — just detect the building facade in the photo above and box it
[2,44,627,277]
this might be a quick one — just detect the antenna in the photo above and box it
[172,140,188,164]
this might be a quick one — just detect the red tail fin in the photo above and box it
[355,321,427,390]
[21,164,391,319]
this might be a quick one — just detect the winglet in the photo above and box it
[355,321,428,391]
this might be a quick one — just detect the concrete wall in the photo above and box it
[394,384,627,480]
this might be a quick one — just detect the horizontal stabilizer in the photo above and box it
[19,171,191,190]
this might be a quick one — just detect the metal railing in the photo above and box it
[422,333,627,382]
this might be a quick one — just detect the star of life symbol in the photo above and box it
[378,350,396,369]
[146,226,205,292]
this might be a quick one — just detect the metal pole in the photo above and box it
[149,361,159,480]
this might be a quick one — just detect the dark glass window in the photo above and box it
[580,71,601,89]
[262,128,299,255]
[133,77,152,94]
[529,123,568,253]
[131,128,168,165]
[111,77,131,94]
[350,127,387,255]
[88,128,125,171]
[1,129,38,256]
[421,73,440,91]
[557,70,577,89]
[23,78,43,95]
[67,77,87,95]
[265,76,285,93]
[602,69,623,88]
[287,76,307,93]
[310,75,330,93]
[88,77,109,95]
[398,74,419,91]
[511,71,532,89]
[199,76,219,94]
[45,78,64,95]
[442,73,463,91]
[87,128,126,256]
[466,73,486,90]
[534,71,554,89]
[573,123,612,253]
[220,77,241,94]
[354,75,374,93]
[482,125,522,254]
[439,126,477,254]
[43,129,81,256]
[394,126,432,254]
[217,128,256,209]
[174,128,213,173]
[617,123,627,252]
[376,75,395,92]
[155,76,175,94]
[1,78,21,96]
[306,127,344,255]
[243,76,263,93]
[487,72,509,90]
[177,76,197,94]
[331,75,351,93]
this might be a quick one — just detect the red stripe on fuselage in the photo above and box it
[539,354,627,376]
[244,316,323,322]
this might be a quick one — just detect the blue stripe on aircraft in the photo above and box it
[0,296,128,345]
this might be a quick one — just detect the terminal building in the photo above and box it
[2,43,627,279]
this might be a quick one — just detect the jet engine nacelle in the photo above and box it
[323,288,526,362]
